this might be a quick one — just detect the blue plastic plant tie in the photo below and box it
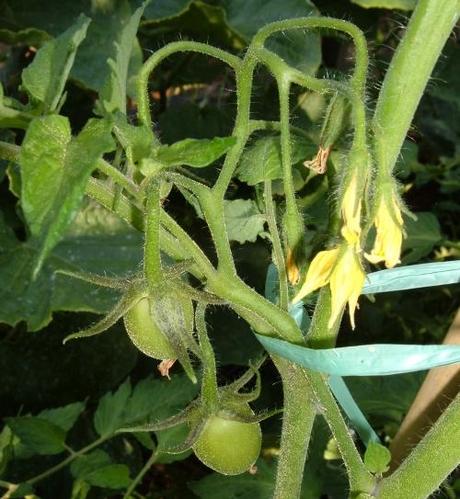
[260,261,460,448]
[328,376,380,446]
[362,260,460,295]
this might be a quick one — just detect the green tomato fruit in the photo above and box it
[193,414,262,475]
[124,296,176,359]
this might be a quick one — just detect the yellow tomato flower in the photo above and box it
[328,244,365,329]
[293,243,365,329]
[292,247,340,301]
[365,196,404,268]
[341,173,362,237]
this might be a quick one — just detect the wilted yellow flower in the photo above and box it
[365,196,404,268]
[341,173,362,237]
[286,247,301,285]
[293,243,365,329]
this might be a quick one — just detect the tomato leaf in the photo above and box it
[98,3,146,115]
[21,14,90,113]
[0,204,142,331]
[19,116,115,275]
[237,135,316,186]
[222,0,321,74]
[112,112,153,163]
[93,379,132,437]
[71,450,131,489]
[121,375,199,427]
[224,199,266,244]
[402,212,442,264]
[6,417,66,455]
[38,401,86,432]
[153,136,236,168]
[364,442,392,474]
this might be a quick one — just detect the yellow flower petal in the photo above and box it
[365,197,403,268]
[341,174,362,238]
[328,245,365,329]
[292,248,340,303]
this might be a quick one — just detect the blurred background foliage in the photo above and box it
[0,0,459,497]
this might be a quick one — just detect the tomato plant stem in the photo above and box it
[376,393,460,499]
[272,358,316,499]
[264,180,289,311]
[26,436,109,486]
[123,450,159,499]
[373,0,460,176]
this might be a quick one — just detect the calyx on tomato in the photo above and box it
[117,358,278,476]
[61,263,217,383]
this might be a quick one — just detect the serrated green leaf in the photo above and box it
[94,379,132,437]
[364,442,392,474]
[402,212,442,264]
[71,450,131,489]
[155,136,236,168]
[237,135,315,186]
[351,0,416,10]
[71,449,111,477]
[38,401,85,432]
[0,203,142,331]
[21,14,90,112]
[6,417,66,455]
[122,375,199,427]
[99,4,146,115]
[224,199,266,244]
[0,1,143,97]
[20,116,115,275]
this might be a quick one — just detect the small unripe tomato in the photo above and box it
[193,414,262,475]
[124,296,176,359]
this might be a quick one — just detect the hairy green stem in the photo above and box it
[306,371,374,494]
[26,436,109,486]
[123,450,158,499]
[376,393,460,499]
[272,359,316,499]
[212,56,255,197]
[372,0,460,176]
[277,77,304,255]
[252,17,368,94]
[144,181,162,286]
[196,304,219,411]
[137,41,241,135]
[264,180,289,311]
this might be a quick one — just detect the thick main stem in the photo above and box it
[372,0,460,176]
[376,393,460,499]
[272,359,316,499]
